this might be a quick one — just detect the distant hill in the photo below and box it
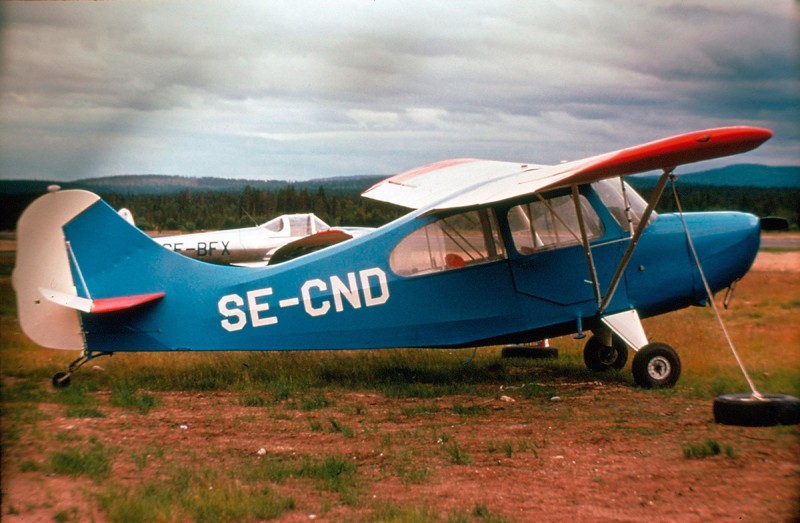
[2,164,797,231]
[0,174,387,196]
[629,164,800,189]
[1,164,797,196]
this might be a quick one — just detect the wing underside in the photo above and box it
[362,126,772,212]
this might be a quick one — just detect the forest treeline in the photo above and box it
[1,183,798,232]
[1,185,406,232]
[102,185,407,231]
[632,183,799,227]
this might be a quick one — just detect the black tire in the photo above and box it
[52,372,71,388]
[631,342,681,388]
[501,345,558,359]
[713,393,800,427]
[583,335,628,371]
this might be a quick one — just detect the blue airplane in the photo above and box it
[13,126,772,389]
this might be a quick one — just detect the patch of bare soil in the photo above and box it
[753,251,800,273]
[3,381,799,522]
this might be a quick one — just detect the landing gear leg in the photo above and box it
[51,351,113,388]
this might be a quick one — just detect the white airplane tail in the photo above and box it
[118,207,135,225]
[13,189,102,350]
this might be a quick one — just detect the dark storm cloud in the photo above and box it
[0,1,796,181]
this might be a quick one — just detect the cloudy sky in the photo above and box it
[1,1,797,182]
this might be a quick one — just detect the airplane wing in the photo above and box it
[268,229,354,265]
[362,126,773,212]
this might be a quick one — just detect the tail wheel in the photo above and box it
[714,393,800,426]
[583,335,628,371]
[632,342,681,388]
[52,372,71,388]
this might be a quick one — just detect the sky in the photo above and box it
[1,1,798,182]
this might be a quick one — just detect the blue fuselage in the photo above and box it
[70,185,760,353]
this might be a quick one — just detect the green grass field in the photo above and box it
[2,263,796,399]
[1,254,798,522]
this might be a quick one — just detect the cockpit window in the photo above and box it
[262,216,285,233]
[261,214,330,236]
[508,194,603,254]
[390,209,506,276]
[592,178,655,232]
[287,214,328,236]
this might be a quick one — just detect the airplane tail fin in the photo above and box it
[118,207,135,225]
[13,189,101,350]
[13,189,168,350]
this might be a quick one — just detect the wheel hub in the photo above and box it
[599,347,618,366]
[647,356,671,380]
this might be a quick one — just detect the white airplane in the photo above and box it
[119,210,372,266]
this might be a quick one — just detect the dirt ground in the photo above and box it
[1,250,799,522]
[3,381,799,522]
[751,250,799,272]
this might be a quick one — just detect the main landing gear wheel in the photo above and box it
[631,342,681,388]
[583,335,628,371]
[713,393,800,427]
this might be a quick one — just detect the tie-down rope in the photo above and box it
[670,176,762,399]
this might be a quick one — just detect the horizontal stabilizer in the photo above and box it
[39,288,165,314]
[92,292,165,313]
[39,288,93,313]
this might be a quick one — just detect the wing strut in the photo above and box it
[571,184,602,307]
[597,168,672,315]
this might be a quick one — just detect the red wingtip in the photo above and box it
[576,126,773,180]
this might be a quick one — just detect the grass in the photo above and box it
[682,439,736,459]
[97,466,296,523]
[1,257,799,521]
[443,439,472,465]
[110,384,158,414]
[49,438,114,482]
[244,453,361,506]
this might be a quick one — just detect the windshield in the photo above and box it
[261,214,330,236]
[592,178,655,232]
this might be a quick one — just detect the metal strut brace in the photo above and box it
[598,168,672,315]
[571,185,601,307]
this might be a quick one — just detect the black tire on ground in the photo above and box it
[501,345,559,359]
[713,393,800,426]
[583,335,628,371]
[52,372,71,388]
[631,342,681,388]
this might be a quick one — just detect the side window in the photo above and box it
[390,209,506,276]
[508,194,603,254]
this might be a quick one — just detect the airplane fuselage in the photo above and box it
[67,181,759,353]
[151,213,333,265]
[12,126,771,389]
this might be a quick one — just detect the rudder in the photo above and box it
[13,189,101,350]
